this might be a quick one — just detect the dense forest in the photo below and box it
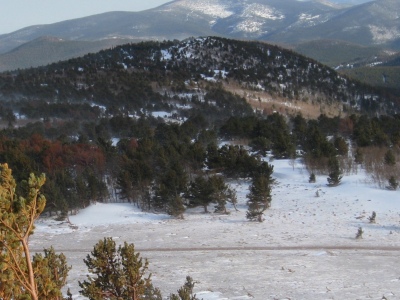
[0,37,399,217]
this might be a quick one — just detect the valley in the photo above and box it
[30,158,400,299]
[0,2,399,299]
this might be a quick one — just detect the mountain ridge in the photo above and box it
[0,0,399,73]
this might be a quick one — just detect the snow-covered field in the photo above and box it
[30,158,400,299]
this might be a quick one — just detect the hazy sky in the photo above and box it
[0,0,172,34]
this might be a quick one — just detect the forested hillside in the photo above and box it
[0,37,399,216]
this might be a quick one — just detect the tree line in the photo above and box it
[0,110,399,217]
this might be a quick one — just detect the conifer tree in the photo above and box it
[388,176,398,190]
[186,176,213,213]
[167,195,186,219]
[79,237,153,300]
[327,156,342,186]
[169,276,200,300]
[32,247,71,300]
[0,163,69,300]
[246,175,272,222]
[309,173,316,183]
[384,149,396,166]
[209,176,231,214]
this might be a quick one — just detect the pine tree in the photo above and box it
[0,163,69,300]
[309,173,316,183]
[169,276,200,300]
[167,195,186,219]
[186,176,213,213]
[209,176,231,214]
[327,156,342,186]
[32,247,71,300]
[246,175,272,222]
[388,176,398,190]
[384,149,396,166]
[79,237,153,300]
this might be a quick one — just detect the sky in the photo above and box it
[0,0,172,35]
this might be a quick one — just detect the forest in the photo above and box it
[0,109,398,217]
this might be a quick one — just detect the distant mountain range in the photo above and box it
[0,0,399,72]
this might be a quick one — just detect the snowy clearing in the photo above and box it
[30,158,400,299]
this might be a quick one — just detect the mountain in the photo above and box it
[0,36,138,71]
[294,39,390,67]
[0,0,399,54]
[277,0,400,47]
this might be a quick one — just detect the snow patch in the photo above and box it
[369,25,400,43]
[241,3,285,20]
[172,0,234,19]
[234,20,264,34]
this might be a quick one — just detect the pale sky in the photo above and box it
[0,1,172,35]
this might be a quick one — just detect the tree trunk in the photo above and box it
[22,238,38,300]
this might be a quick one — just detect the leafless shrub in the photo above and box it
[362,146,400,189]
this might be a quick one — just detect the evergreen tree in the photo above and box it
[169,276,200,300]
[0,163,69,300]
[388,176,398,190]
[186,176,213,213]
[327,156,342,186]
[79,237,153,300]
[209,176,231,214]
[32,247,71,300]
[384,149,396,166]
[142,283,162,300]
[246,175,272,222]
[309,173,316,183]
[167,195,186,219]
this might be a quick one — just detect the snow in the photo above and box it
[241,4,284,20]
[151,111,173,118]
[368,25,400,43]
[234,20,264,34]
[30,157,400,299]
[172,0,234,19]
[160,49,172,60]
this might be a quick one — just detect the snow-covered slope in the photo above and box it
[31,156,400,299]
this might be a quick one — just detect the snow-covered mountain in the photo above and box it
[0,0,399,71]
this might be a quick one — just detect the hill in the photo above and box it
[340,65,400,93]
[0,36,138,72]
[1,36,398,121]
[294,40,390,68]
